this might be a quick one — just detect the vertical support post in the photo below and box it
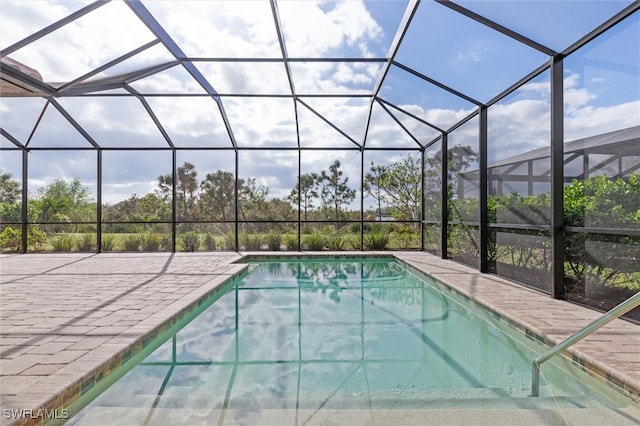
[171,149,177,252]
[21,149,28,254]
[234,150,239,251]
[97,149,102,253]
[584,151,589,180]
[479,106,489,273]
[360,147,365,251]
[528,160,534,196]
[551,56,565,299]
[297,148,301,251]
[420,147,425,251]
[441,133,448,259]
[618,155,622,178]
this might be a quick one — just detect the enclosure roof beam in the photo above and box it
[57,40,162,94]
[270,0,296,97]
[297,99,361,148]
[125,0,238,149]
[375,99,423,148]
[436,0,556,56]
[364,0,420,148]
[392,61,482,107]
[486,61,550,107]
[59,62,179,97]
[125,84,175,149]
[0,1,111,58]
[372,0,419,98]
[0,61,55,97]
[376,98,445,133]
[563,2,640,57]
[48,98,100,149]
[270,0,300,148]
[0,128,25,148]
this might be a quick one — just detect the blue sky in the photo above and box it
[0,0,638,205]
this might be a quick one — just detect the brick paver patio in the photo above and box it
[0,252,638,425]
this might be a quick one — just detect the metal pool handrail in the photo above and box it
[531,291,640,397]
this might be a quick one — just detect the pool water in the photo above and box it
[67,258,637,424]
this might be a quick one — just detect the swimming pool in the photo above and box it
[66,257,638,425]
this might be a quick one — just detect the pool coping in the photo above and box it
[1,252,638,425]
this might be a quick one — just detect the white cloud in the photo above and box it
[5,1,156,83]
[456,43,488,64]
[333,62,376,86]
[223,97,297,148]
[144,0,281,58]
[195,62,291,95]
[279,0,383,57]
[130,65,206,94]
[0,1,73,49]
[565,101,640,140]
[102,182,159,204]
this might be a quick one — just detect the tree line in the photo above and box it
[0,154,425,231]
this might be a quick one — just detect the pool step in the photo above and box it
[68,385,639,425]
[69,404,640,426]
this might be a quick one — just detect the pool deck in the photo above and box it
[0,251,638,425]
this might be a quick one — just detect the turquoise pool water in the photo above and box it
[67,258,636,424]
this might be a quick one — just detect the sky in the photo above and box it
[0,0,638,206]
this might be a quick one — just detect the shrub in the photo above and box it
[50,234,75,252]
[283,234,298,251]
[365,232,390,250]
[304,232,325,250]
[224,231,236,250]
[240,232,262,250]
[101,234,116,251]
[160,234,172,251]
[27,226,48,251]
[393,227,418,249]
[265,231,282,251]
[143,233,162,251]
[0,227,21,252]
[369,223,385,234]
[327,234,346,250]
[76,233,96,251]
[180,231,200,252]
[350,222,372,233]
[203,233,217,251]
[348,235,362,250]
[122,234,143,251]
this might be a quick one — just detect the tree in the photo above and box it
[446,145,479,197]
[239,177,269,221]
[0,172,20,204]
[32,178,93,231]
[0,173,21,223]
[423,144,478,196]
[422,144,479,222]
[379,154,422,221]
[288,173,318,221]
[363,163,387,221]
[200,170,235,221]
[266,198,296,222]
[157,162,199,220]
[318,160,356,228]
[103,192,170,226]
[365,154,423,222]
